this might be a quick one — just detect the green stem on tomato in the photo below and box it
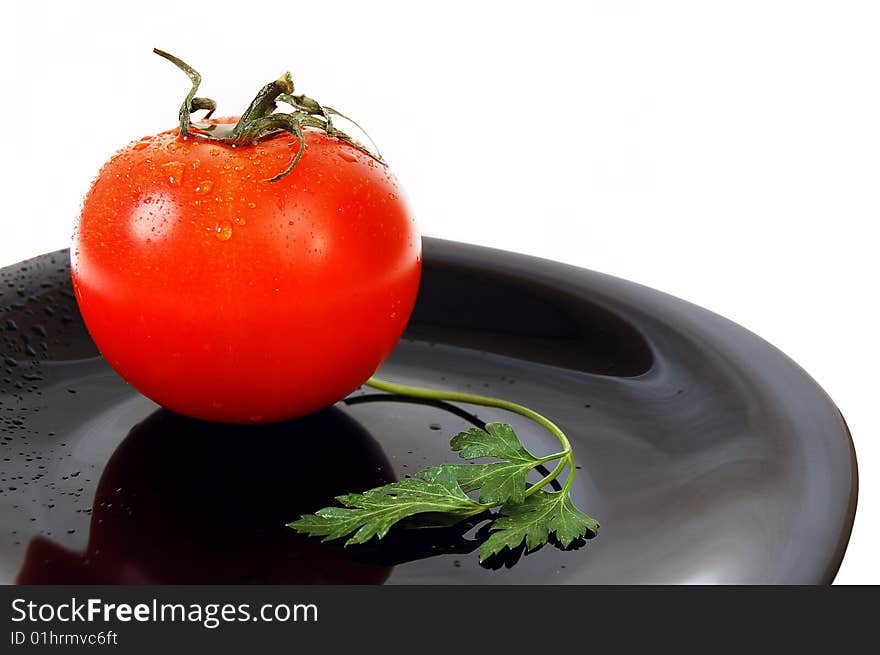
[153,48,382,182]
[364,376,574,499]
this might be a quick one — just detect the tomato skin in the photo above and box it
[72,120,421,423]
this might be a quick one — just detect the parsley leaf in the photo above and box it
[478,490,599,562]
[439,461,537,505]
[288,465,484,545]
[445,423,543,505]
[451,423,537,462]
[289,379,601,568]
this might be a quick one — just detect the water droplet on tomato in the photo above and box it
[233,216,246,226]
[337,151,357,163]
[167,141,178,151]
[210,147,221,156]
[195,180,214,194]
[132,142,148,151]
[160,161,185,186]
[215,222,233,241]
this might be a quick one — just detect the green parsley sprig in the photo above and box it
[288,377,599,563]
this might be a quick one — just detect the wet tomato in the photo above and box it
[72,118,421,423]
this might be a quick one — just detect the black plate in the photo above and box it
[0,239,857,584]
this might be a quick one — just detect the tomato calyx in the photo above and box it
[153,48,383,182]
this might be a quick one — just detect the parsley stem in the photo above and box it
[364,376,575,497]
[528,457,571,495]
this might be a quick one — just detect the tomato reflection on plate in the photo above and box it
[18,407,393,584]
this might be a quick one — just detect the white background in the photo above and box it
[1,1,876,583]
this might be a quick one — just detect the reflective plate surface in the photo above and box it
[0,239,857,584]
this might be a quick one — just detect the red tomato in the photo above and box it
[72,118,421,423]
